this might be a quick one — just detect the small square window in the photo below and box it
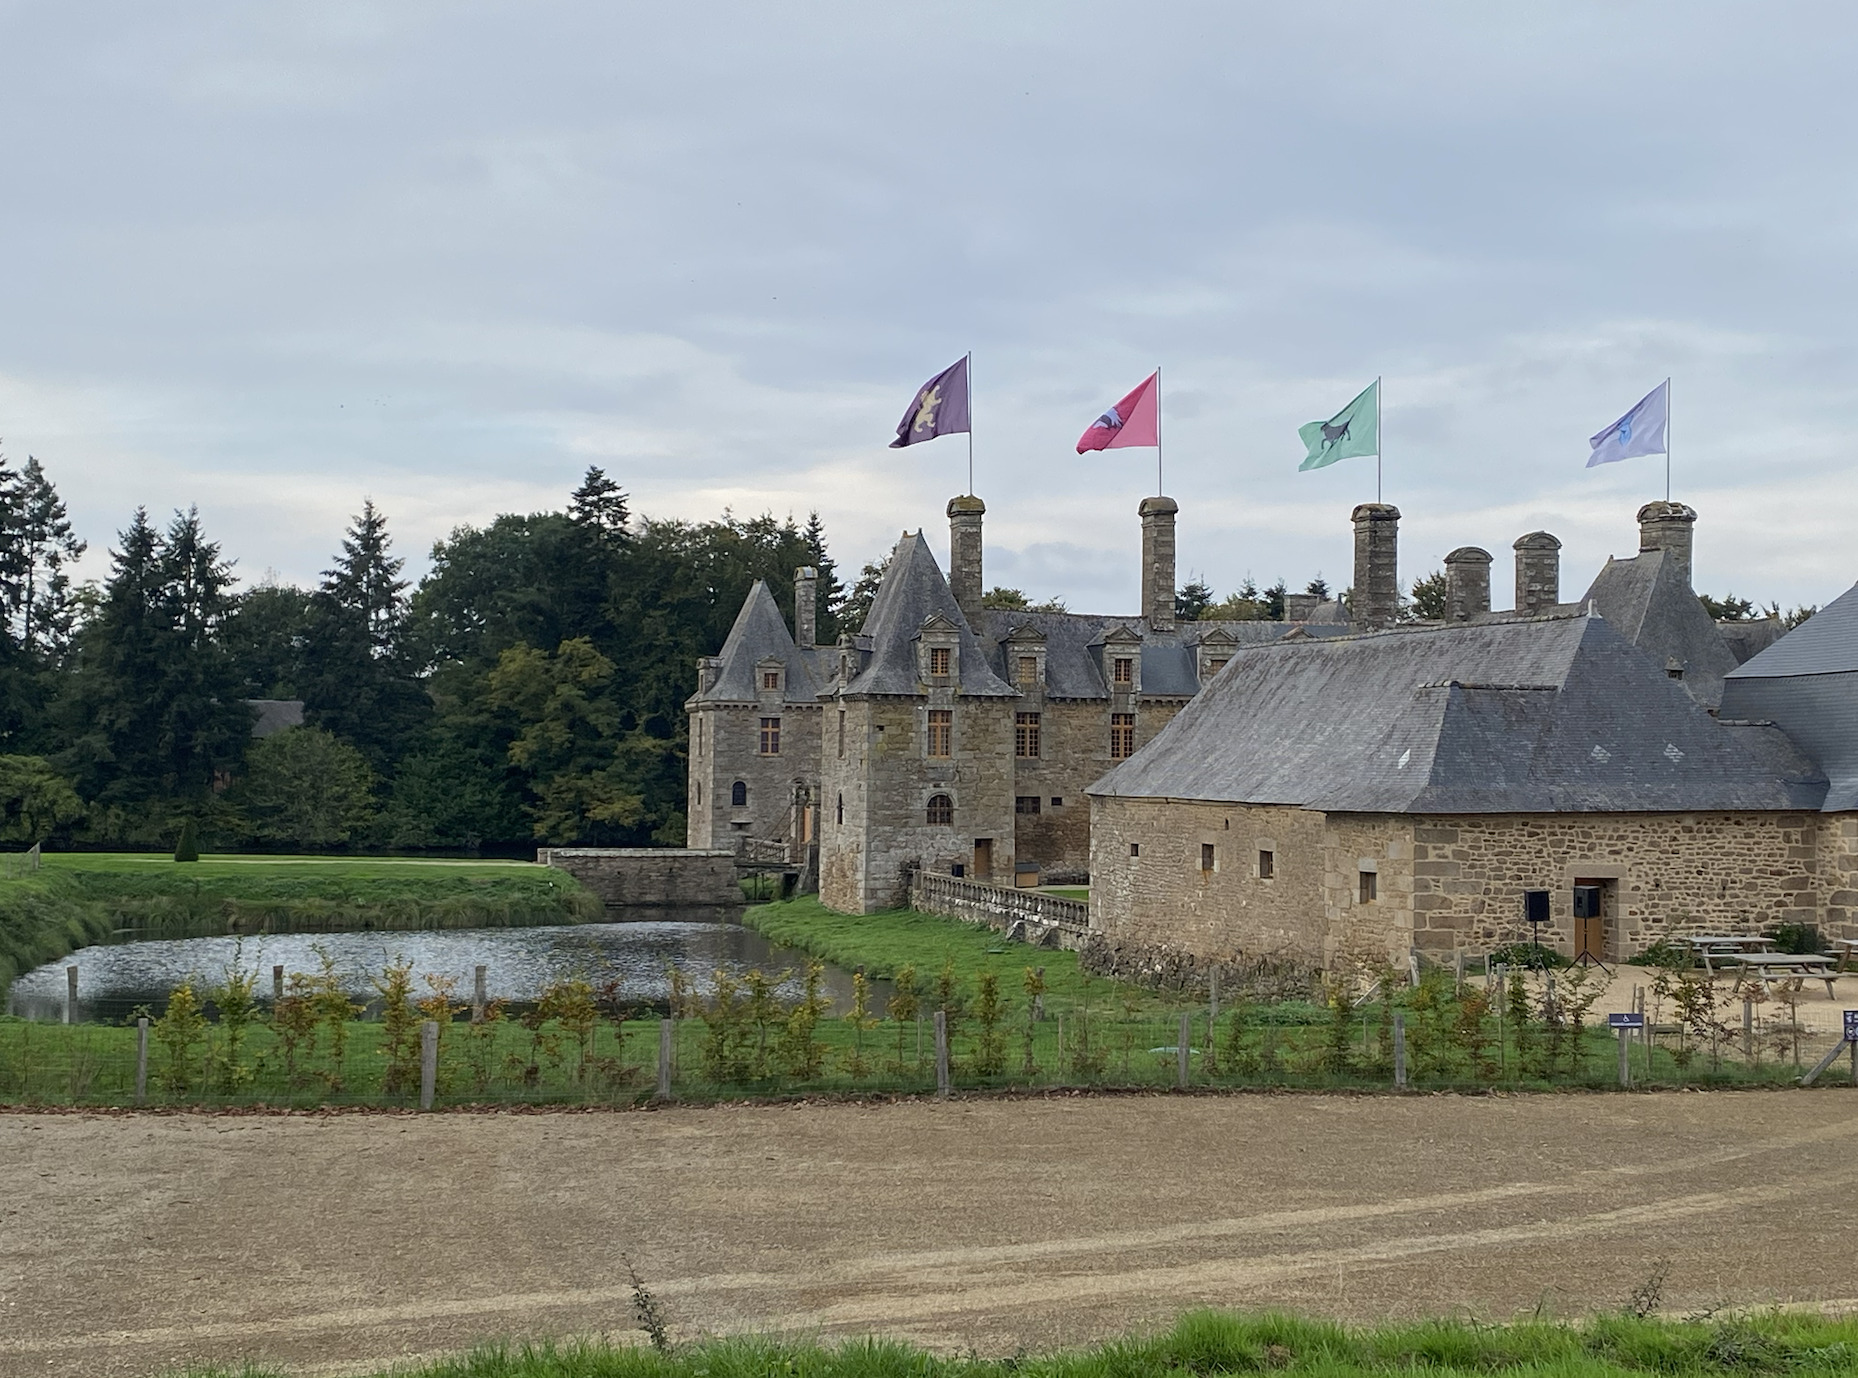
[1016,655,1038,686]
[1050,797,1062,807]
[1015,796,1041,815]
[762,669,781,690]
[1112,656,1133,684]
[1258,849,1275,880]
[1200,843,1215,872]
[929,646,951,676]
[1129,842,1140,858]
[1359,870,1378,903]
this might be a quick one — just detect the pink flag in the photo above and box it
[1076,371,1159,453]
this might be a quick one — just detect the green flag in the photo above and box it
[1298,379,1379,471]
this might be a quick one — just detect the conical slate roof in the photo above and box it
[1580,547,1739,707]
[1090,613,1824,814]
[688,579,828,704]
[1721,581,1858,811]
[842,533,1017,697]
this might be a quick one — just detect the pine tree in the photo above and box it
[14,457,84,656]
[568,466,630,539]
[323,499,408,654]
[802,511,845,643]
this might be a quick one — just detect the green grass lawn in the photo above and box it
[175,1308,1858,1377]
[41,852,547,877]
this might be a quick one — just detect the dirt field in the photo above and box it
[6,1092,1858,1377]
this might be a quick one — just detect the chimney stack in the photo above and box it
[1283,592,1320,623]
[1350,503,1401,630]
[1443,547,1492,622]
[793,566,818,649]
[1512,532,1561,615]
[1637,500,1698,587]
[947,495,985,625]
[1139,495,1179,630]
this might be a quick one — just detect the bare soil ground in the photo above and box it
[5,1091,1858,1377]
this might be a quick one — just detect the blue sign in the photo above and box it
[1609,1012,1646,1030]
[1844,1010,1858,1041]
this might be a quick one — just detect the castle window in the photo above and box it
[929,646,951,677]
[1015,711,1041,758]
[1258,849,1275,880]
[927,793,953,825]
[1359,870,1378,904]
[731,780,748,807]
[1113,656,1133,684]
[759,717,781,755]
[1050,797,1062,807]
[762,669,781,691]
[694,780,702,807]
[1201,843,1215,873]
[1129,842,1140,858]
[1207,659,1228,677]
[836,792,844,825]
[927,709,952,758]
[1015,795,1041,815]
[1016,655,1038,686]
[837,710,845,757]
[1110,712,1135,759]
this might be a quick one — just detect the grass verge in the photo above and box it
[174,1307,1858,1376]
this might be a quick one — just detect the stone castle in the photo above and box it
[687,491,1798,949]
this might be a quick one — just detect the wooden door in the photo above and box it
[973,839,993,881]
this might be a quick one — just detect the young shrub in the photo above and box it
[1067,975,1108,1078]
[172,817,200,863]
[1507,968,1533,1077]
[154,979,208,1095]
[971,971,1006,1077]
[1452,985,1496,1080]
[1321,975,1354,1076]
[743,967,788,1078]
[416,974,464,1093]
[775,960,829,1082]
[840,971,876,1079]
[308,947,360,1091]
[886,963,920,1072]
[1559,965,1603,1079]
[541,976,599,1087]
[1221,997,1255,1076]
[374,957,421,1098]
[931,959,963,1046]
[208,945,260,1094]
[1021,967,1046,1078]
[271,971,321,1090]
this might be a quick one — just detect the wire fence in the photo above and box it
[3,960,1852,1108]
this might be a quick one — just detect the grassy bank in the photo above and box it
[178,1308,1858,1376]
[0,854,601,996]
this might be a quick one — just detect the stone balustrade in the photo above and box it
[911,870,1091,950]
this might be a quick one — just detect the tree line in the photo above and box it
[0,450,846,854]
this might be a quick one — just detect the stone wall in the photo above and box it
[688,701,821,853]
[911,870,1090,950]
[538,848,743,909]
[1090,795,1858,967]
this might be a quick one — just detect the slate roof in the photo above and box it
[1579,548,1739,707]
[1722,582,1858,811]
[1089,613,1826,814]
[840,533,1018,697]
[687,579,831,705]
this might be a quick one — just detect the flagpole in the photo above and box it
[1664,375,1672,503]
[966,351,975,496]
[1376,375,1383,504]
[1156,365,1163,496]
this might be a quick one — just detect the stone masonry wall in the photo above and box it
[688,701,821,854]
[538,848,743,908]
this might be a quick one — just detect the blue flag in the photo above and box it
[1587,381,1669,468]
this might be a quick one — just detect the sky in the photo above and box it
[2,1,1856,614]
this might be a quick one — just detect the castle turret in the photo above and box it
[947,496,985,626]
[1139,495,1178,630]
[1443,546,1492,622]
[1351,503,1401,630]
[1513,531,1561,615]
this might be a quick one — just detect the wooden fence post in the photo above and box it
[1177,1013,1191,1089]
[934,1010,950,1099]
[1618,1024,1632,1087]
[1454,951,1464,996]
[64,965,77,1025]
[272,965,284,1002]
[1209,967,1220,1023]
[1743,998,1754,1059]
[472,965,488,1023]
[135,1017,149,1106]
[657,1019,673,1099]
[1393,1011,1407,1088]
[419,1020,438,1111]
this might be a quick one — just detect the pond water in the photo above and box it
[5,919,891,1024]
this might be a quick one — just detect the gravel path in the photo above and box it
[4,1091,1856,1376]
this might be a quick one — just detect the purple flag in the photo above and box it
[890,357,970,448]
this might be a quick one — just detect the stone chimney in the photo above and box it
[1139,495,1178,630]
[1283,592,1320,623]
[793,566,818,649]
[1443,547,1492,623]
[696,656,723,694]
[1513,531,1561,615]
[1637,500,1698,586]
[947,495,985,625]
[1350,503,1401,630]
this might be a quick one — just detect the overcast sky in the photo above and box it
[3,2,1856,613]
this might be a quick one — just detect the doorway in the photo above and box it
[973,838,994,881]
[1572,877,1617,965]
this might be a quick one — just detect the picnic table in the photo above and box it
[1722,951,1841,999]
[1687,934,1775,974]
[1831,937,1858,972]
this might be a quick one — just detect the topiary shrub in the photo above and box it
[172,817,200,863]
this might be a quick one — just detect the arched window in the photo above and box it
[926,794,953,825]
[731,780,748,807]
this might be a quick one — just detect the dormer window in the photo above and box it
[762,669,781,691]
[1113,657,1133,684]
[1017,655,1038,686]
[1207,659,1228,677]
[929,646,951,677]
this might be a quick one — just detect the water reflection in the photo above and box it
[6,920,892,1024]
